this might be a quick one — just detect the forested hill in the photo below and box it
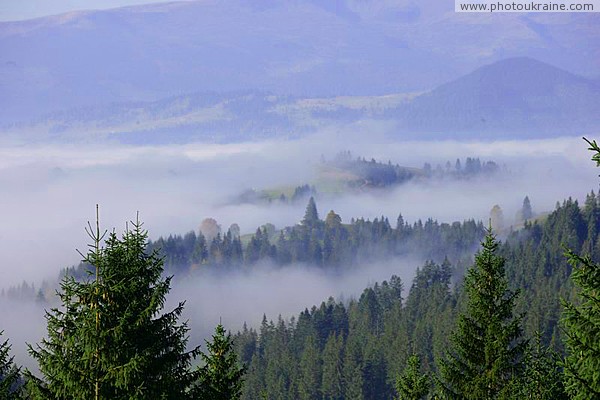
[230,194,597,399]
[234,154,501,206]
[324,152,500,189]
[1,191,598,398]
[145,197,485,278]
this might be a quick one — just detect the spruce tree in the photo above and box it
[0,331,22,399]
[521,196,533,221]
[302,197,320,229]
[298,335,321,400]
[395,354,429,400]
[28,211,199,399]
[343,334,364,400]
[194,323,246,400]
[321,333,344,400]
[438,229,526,399]
[520,332,567,399]
[559,138,600,399]
[562,250,600,398]
[562,250,600,399]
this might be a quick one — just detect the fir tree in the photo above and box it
[438,229,526,399]
[28,210,199,399]
[560,138,600,398]
[321,333,344,400]
[343,334,364,400]
[298,335,321,400]
[191,232,208,265]
[521,196,533,221]
[395,354,429,400]
[519,332,567,399]
[0,331,22,399]
[561,250,600,398]
[302,197,320,229]
[194,324,246,400]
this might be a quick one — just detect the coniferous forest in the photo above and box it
[1,2,598,399]
[1,140,600,399]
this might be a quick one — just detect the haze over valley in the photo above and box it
[0,1,599,398]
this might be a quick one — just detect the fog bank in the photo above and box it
[0,134,595,290]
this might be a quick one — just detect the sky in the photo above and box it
[0,0,191,21]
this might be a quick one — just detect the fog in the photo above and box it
[0,133,597,369]
[0,255,423,371]
[0,133,595,289]
[0,299,46,372]
[170,257,423,348]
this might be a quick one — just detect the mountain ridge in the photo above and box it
[3,57,598,143]
[391,56,600,138]
[0,0,597,124]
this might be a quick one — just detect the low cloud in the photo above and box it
[171,257,423,344]
[0,134,595,290]
[0,133,597,371]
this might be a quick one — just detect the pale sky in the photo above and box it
[0,0,192,22]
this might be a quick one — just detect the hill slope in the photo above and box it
[4,57,598,142]
[0,0,597,124]
[392,57,600,138]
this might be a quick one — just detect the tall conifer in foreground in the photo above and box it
[438,229,526,399]
[560,137,600,399]
[562,249,600,399]
[28,210,199,399]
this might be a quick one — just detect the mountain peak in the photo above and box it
[478,56,576,76]
[394,57,600,138]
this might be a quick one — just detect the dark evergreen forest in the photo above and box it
[228,194,597,399]
[145,197,485,277]
[2,143,600,398]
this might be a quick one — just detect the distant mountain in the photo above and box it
[0,0,597,124]
[3,58,599,143]
[4,91,303,144]
[390,57,600,138]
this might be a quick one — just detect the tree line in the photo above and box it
[143,196,485,278]
[230,192,599,399]
[229,141,600,399]
[1,194,597,398]
[234,153,502,206]
[329,151,500,188]
[2,140,599,398]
